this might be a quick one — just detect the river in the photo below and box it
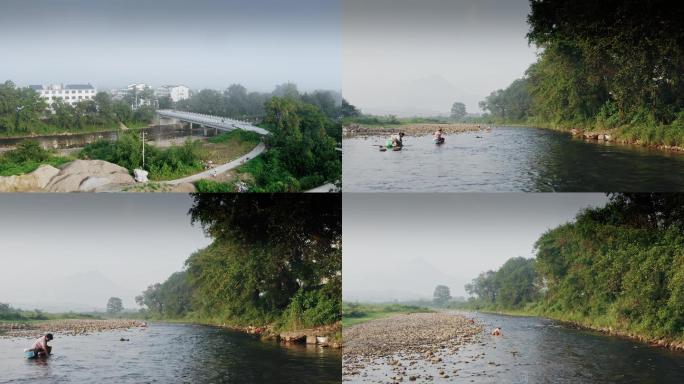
[344,312,684,383]
[0,323,341,384]
[342,127,684,192]
[0,125,219,153]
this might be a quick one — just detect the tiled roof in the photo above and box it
[29,85,44,90]
[65,84,95,90]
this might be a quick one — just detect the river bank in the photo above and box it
[472,307,684,352]
[184,318,342,349]
[501,122,684,154]
[0,319,146,338]
[343,123,485,137]
[343,312,483,381]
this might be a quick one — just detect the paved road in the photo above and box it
[165,142,266,185]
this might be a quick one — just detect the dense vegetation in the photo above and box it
[78,129,261,181]
[465,193,684,342]
[135,195,342,332]
[0,80,153,136]
[479,0,684,147]
[0,141,71,176]
[79,133,204,180]
[0,303,104,323]
[191,93,342,192]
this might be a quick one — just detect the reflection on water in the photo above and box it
[342,127,684,192]
[0,323,341,384]
[346,312,684,383]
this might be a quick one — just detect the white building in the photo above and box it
[29,83,97,108]
[155,85,190,103]
[111,83,154,109]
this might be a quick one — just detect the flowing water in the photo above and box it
[0,323,341,383]
[345,312,684,383]
[342,127,684,192]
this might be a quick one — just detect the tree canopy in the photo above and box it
[479,0,684,146]
[136,194,342,329]
[106,297,123,314]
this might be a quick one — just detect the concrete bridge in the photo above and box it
[156,109,269,135]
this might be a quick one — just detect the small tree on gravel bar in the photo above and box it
[106,297,123,315]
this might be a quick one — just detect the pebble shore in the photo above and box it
[343,123,486,137]
[0,319,146,339]
[343,312,483,382]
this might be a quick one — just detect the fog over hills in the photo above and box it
[9,271,138,312]
[0,194,212,313]
[343,193,609,304]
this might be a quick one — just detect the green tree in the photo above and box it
[136,283,163,314]
[341,99,360,118]
[106,297,123,314]
[433,285,452,306]
[186,194,341,322]
[450,102,467,121]
[272,82,300,100]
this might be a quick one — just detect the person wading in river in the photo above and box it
[387,132,405,149]
[434,128,445,144]
[29,333,53,357]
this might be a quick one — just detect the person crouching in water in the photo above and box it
[387,132,405,149]
[30,333,53,357]
[434,128,445,143]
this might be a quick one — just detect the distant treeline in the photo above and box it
[135,194,342,331]
[479,0,684,146]
[465,193,684,342]
[175,83,343,142]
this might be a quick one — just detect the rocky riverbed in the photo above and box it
[343,123,486,137]
[343,312,484,382]
[0,319,146,339]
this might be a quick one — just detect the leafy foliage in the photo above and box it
[106,297,123,314]
[433,285,452,307]
[0,141,71,176]
[79,133,203,180]
[0,81,151,136]
[466,193,684,340]
[136,195,342,330]
[480,1,684,145]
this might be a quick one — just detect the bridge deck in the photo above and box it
[157,109,269,135]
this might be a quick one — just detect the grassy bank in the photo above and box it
[0,141,73,176]
[342,302,433,327]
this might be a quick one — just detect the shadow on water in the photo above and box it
[342,127,684,192]
[0,323,341,384]
[345,312,684,383]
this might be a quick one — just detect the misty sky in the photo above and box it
[0,0,340,92]
[0,195,211,311]
[342,0,538,116]
[343,193,609,302]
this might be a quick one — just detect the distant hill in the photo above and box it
[343,257,462,303]
[358,75,483,117]
[8,270,137,312]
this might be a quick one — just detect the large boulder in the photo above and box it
[45,160,135,192]
[0,165,60,192]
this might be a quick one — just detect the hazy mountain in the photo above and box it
[7,270,138,312]
[343,257,461,302]
[358,75,483,117]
